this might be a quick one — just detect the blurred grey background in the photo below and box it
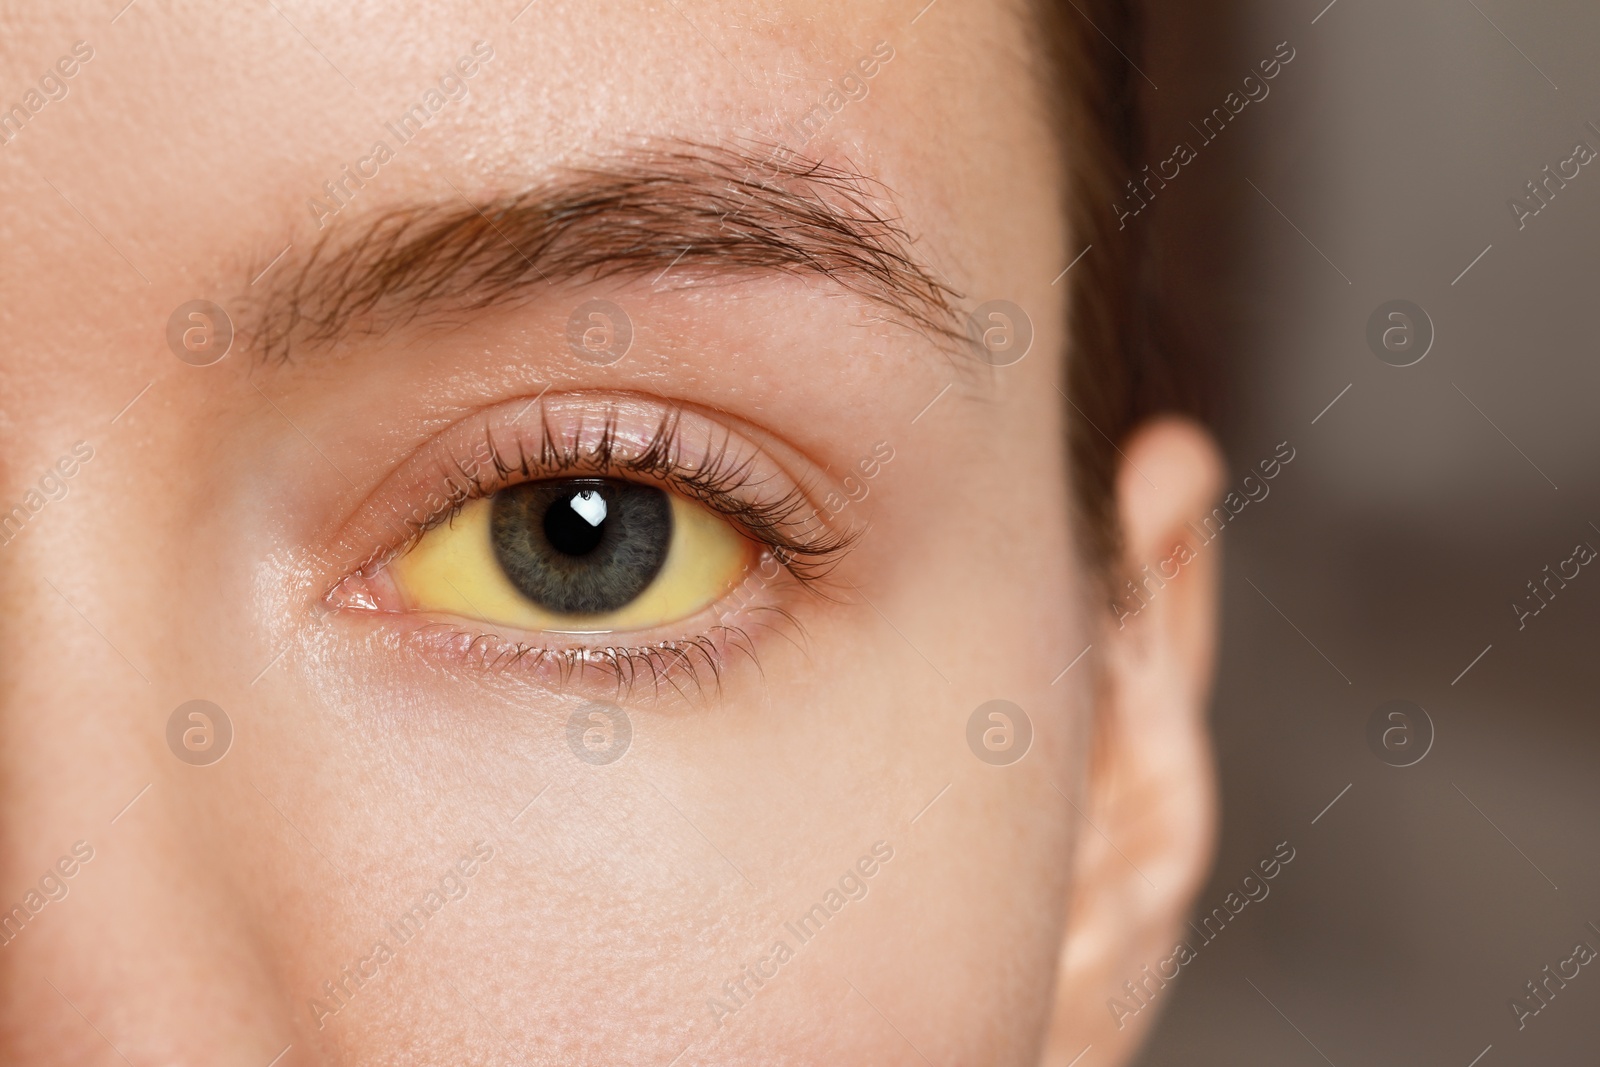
[1134,0,1600,1063]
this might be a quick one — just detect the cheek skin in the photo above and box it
[819,384,1087,1062]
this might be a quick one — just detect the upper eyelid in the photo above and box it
[320,390,857,589]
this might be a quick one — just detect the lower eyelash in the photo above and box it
[400,605,804,699]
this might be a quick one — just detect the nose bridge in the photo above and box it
[0,484,158,896]
[0,490,308,1063]
[0,464,166,882]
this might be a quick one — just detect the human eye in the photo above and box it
[325,391,854,692]
[392,476,751,632]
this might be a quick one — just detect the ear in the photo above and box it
[1041,417,1225,1065]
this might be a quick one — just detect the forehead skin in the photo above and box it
[0,2,1083,1065]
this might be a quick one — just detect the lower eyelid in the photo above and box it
[393,617,775,697]
[335,562,801,698]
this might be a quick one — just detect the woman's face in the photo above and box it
[0,2,1219,1063]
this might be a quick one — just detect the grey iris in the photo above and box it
[490,478,672,616]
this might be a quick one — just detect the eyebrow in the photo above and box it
[248,140,965,363]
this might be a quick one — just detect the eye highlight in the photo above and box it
[392,477,755,633]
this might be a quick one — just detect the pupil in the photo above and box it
[543,491,607,556]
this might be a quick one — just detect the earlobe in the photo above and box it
[1041,417,1225,1065]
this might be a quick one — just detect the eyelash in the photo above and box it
[332,405,858,696]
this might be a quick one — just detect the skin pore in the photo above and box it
[0,2,1221,1064]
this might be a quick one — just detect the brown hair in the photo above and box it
[1029,0,1201,572]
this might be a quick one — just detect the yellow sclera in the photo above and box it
[392,489,754,634]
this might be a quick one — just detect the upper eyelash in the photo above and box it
[356,405,859,593]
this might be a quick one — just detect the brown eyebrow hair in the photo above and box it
[247,141,965,363]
